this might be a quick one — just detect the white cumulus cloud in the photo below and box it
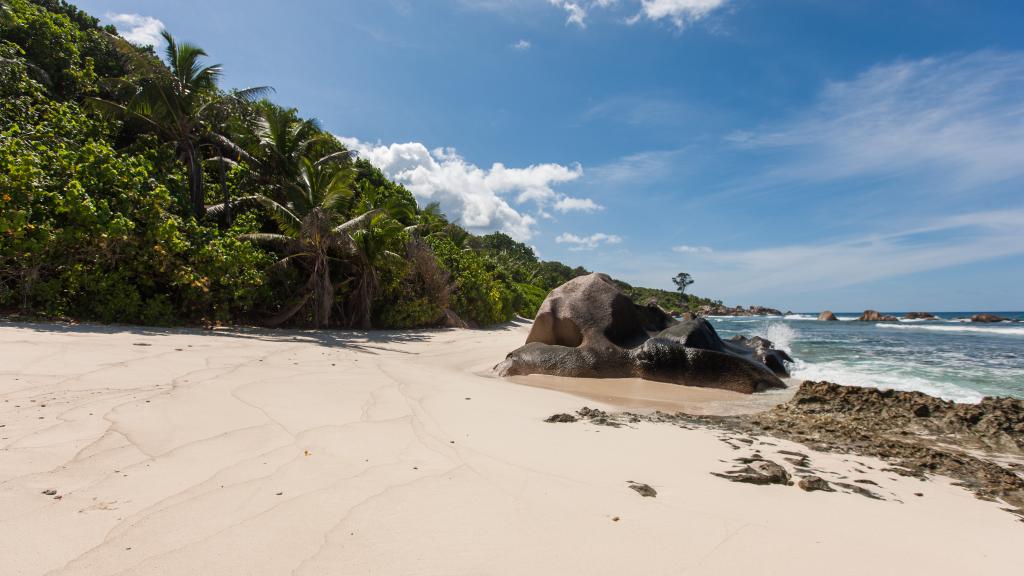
[672,245,713,254]
[556,232,623,250]
[105,13,165,47]
[340,137,593,240]
[512,39,532,50]
[630,0,729,28]
[554,197,603,213]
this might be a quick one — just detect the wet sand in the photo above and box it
[506,374,796,415]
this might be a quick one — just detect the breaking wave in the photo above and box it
[876,324,1024,337]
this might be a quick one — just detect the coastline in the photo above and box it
[1,320,1020,575]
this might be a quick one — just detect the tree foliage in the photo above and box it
[0,0,713,329]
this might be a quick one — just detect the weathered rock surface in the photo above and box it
[713,456,792,485]
[627,481,658,497]
[743,381,1024,515]
[971,313,1009,323]
[559,381,1024,518]
[904,312,936,320]
[818,310,839,321]
[496,274,786,394]
[798,475,834,492]
[857,310,898,321]
[728,335,794,376]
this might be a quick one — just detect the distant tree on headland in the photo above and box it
[672,272,694,307]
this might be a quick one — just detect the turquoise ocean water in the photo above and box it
[708,312,1024,402]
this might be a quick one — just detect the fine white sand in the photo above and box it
[0,320,1019,575]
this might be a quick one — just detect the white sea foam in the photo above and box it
[876,324,1024,336]
[790,358,985,403]
[836,316,859,321]
[752,321,797,353]
[784,314,818,320]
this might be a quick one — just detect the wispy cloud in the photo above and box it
[727,51,1024,194]
[673,245,713,253]
[340,137,592,240]
[628,210,1024,299]
[587,148,687,185]
[511,39,532,50]
[548,0,588,27]
[581,95,695,126]
[556,232,624,250]
[105,13,164,47]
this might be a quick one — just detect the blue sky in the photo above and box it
[83,0,1024,311]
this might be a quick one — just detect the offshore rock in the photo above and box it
[857,310,898,321]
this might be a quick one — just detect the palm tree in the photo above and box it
[90,30,271,218]
[208,156,390,327]
[251,104,337,189]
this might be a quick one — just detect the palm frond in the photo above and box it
[238,233,304,254]
[206,132,256,164]
[312,150,355,168]
[83,97,159,129]
[231,86,275,102]
[333,209,381,236]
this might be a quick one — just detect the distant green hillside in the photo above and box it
[614,281,723,315]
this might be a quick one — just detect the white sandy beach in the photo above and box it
[0,320,1019,576]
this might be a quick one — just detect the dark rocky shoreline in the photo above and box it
[549,380,1024,519]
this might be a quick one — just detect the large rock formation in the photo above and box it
[904,312,936,320]
[496,273,787,394]
[857,310,898,321]
[818,311,838,321]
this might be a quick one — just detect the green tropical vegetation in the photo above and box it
[0,0,717,328]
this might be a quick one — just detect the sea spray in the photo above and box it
[752,321,797,353]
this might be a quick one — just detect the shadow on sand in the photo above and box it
[0,317,530,356]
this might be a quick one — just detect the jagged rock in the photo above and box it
[971,313,1008,323]
[834,482,884,500]
[743,380,1024,515]
[904,312,936,320]
[713,456,791,485]
[553,381,1024,518]
[496,274,786,394]
[818,311,838,321]
[627,481,658,497]
[728,335,794,376]
[545,413,577,423]
[798,475,834,492]
[857,310,898,322]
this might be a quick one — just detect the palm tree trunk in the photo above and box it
[312,254,334,328]
[218,151,232,227]
[183,142,205,219]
